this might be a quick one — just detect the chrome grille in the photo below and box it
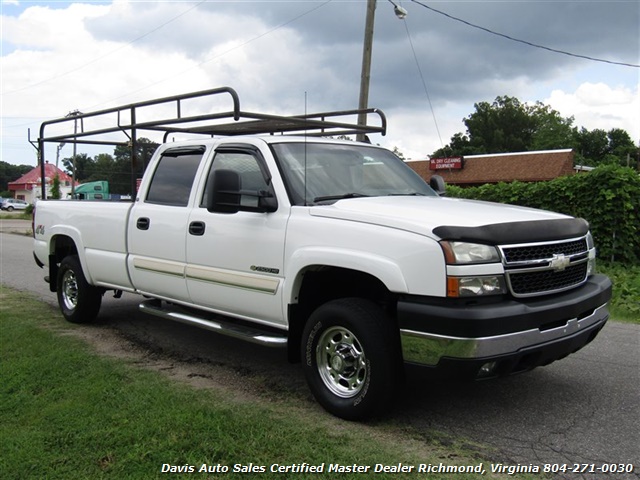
[501,239,588,264]
[499,236,591,298]
[507,263,589,296]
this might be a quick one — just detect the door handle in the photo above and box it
[136,217,150,230]
[189,221,206,236]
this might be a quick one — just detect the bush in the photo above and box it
[598,262,640,320]
[447,165,640,264]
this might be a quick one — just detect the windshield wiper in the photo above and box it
[313,193,370,203]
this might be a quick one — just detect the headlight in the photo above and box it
[447,275,507,297]
[440,241,500,264]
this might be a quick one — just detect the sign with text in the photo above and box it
[429,157,463,170]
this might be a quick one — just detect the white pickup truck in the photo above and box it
[33,89,612,420]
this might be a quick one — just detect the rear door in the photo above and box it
[127,145,207,302]
[185,144,288,327]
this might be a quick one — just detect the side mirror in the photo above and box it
[430,175,446,196]
[208,169,241,214]
[207,169,278,214]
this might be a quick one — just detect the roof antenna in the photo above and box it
[304,91,308,206]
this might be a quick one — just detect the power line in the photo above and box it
[410,0,640,68]
[401,19,443,148]
[2,1,334,128]
[81,0,335,112]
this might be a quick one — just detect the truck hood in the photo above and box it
[308,196,572,240]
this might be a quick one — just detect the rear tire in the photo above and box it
[301,298,399,420]
[57,255,102,323]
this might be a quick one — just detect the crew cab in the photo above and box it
[33,88,612,419]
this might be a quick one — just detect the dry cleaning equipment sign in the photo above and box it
[429,157,463,170]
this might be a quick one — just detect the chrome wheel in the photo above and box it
[316,326,367,398]
[56,255,102,323]
[61,269,79,311]
[302,298,399,419]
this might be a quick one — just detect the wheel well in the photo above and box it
[51,235,78,262]
[48,235,79,291]
[287,266,398,363]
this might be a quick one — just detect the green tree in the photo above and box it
[574,127,609,165]
[62,153,94,182]
[529,104,576,151]
[50,174,61,199]
[113,138,158,172]
[607,128,638,167]
[113,138,159,195]
[464,96,537,153]
[0,161,32,192]
[60,139,159,195]
[432,96,539,157]
[431,96,637,171]
[96,153,133,195]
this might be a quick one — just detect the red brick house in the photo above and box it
[8,162,73,203]
[407,149,575,187]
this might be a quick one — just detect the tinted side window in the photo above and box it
[146,148,204,206]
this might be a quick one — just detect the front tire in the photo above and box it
[57,255,102,323]
[301,298,399,420]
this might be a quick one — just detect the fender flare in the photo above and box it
[283,246,408,305]
[48,226,94,285]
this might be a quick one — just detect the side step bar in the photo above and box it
[139,300,287,348]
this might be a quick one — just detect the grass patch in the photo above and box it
[597,262,640,323]
[0,288,508,480]
[0,212,30,220]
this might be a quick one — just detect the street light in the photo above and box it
[390,0,408,19]
[357,0,407,141]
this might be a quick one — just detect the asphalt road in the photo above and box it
[2,229,639,479]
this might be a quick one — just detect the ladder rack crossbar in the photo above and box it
[36,87,387,199]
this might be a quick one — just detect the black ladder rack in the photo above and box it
[34,86,387,199]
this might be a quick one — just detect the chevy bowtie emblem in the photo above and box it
[550,253,570,271]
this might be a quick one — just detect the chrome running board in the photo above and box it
[139,300,287,348]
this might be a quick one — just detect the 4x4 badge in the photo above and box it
[550,253,570,271]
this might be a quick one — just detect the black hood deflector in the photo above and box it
[433,218,589,245]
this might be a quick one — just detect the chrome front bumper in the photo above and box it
[400,302,609,367]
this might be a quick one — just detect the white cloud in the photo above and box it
[545,83,640,139]
[1,1,639,167]
[0,3,215,119]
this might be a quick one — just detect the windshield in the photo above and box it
[271,142,436,205]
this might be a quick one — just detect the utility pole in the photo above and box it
[357,0,377,142]
[56,143,66,169]
[356,1,407,142]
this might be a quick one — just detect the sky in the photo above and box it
[1,0,639,167]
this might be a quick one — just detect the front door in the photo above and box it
[185,146,288,327]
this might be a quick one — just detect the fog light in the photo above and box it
[478,361,498,378]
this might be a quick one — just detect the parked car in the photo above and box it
[1,198,29,211]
